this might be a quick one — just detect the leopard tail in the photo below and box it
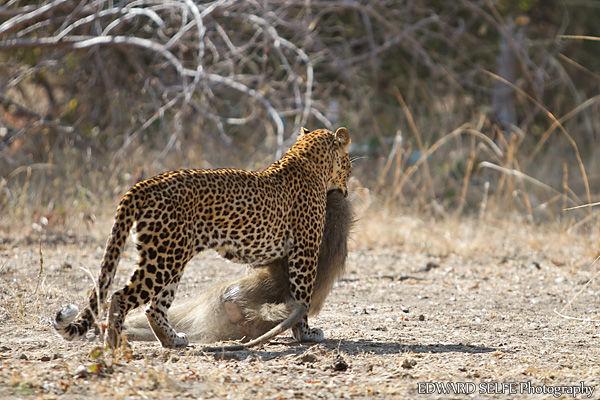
[53,190,139,341]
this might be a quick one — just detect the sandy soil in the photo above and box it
[1,216,599,399]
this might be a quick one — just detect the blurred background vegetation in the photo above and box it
[0,0,598,233]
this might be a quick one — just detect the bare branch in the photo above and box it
[0,0,72,37]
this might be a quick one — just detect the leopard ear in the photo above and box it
[334,127,351,150]
[300,127,310,135]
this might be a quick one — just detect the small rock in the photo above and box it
[418,314,425,321]
[401,358,417,369]
[245,354,260,363]
[332,355,348,372]
[18,353,28,360]
[401,307,410,313]
[458,366,467,372]
[53,353,62,360]
[74,365,88,378]
[0,346,10,352]
[374,326,388,332]
[551,259,565,267]
[422,262,440,272]
[40,355,51,362]
[299,353,318,364]
[170,356,180,363]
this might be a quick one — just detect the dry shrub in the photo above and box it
[0,1,598,235]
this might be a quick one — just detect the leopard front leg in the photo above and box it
[293,315,324,343]
[287,245,324,343]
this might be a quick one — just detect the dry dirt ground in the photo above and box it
[1,213,599,399]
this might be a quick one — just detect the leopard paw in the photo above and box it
[302,327,324,343]
[292,324,324,343]
[161,332,189,349]
[172,332,189,348]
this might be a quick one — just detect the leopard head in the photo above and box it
[296,126,352,196]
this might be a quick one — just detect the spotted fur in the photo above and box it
[53,127,351,349]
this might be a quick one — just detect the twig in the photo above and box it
[479,161,579,206]
[528,95,600,162]
[79,265,102,325]
[196,71,285,157]
[553,255,600,322]
[0,0,72,37]
[559,35,600,42]
[563,202,600,211]
[394,124,503,198]
[482,69,592,210]
[393,87,434,199]
[33,237,44,296]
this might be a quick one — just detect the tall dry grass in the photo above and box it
[0,2,598,241]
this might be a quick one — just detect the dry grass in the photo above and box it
[353,204,599,263]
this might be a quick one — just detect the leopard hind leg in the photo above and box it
[145,273,189,348]
[105,253,157,349]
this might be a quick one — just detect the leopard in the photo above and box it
[123,188,354,347]
[53,127,352,350]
